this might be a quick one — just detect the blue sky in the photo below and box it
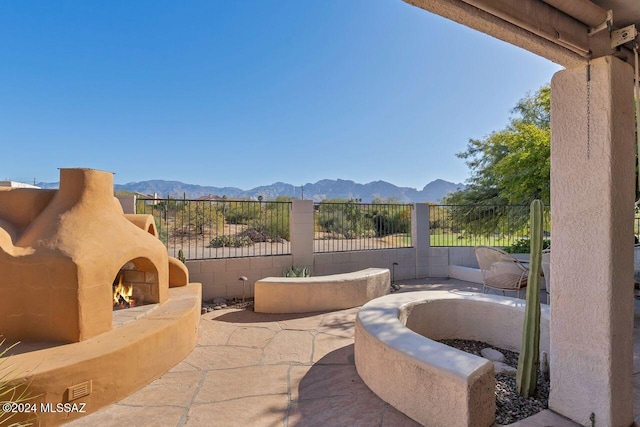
[0,1,560,190]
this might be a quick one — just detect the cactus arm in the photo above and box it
[516,199,543,397]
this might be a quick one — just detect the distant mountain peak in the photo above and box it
[37,178,465,203]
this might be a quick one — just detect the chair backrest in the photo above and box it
[474,246,508,272]
[474,246,529,291]
[474,246,527,276]
[541,249,551,293]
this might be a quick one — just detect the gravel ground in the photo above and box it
[440,339,550,425]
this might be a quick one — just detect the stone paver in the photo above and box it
[197,319,237,346]
[184,395,289,427]
[277,313,325,331]
[195,366,289,403]
[63,278,640,427]
[169,360,201,373]
[119,371,203,407]
[317,308,358,338]
[185,346,263,371]
[227,326,276,348]
[289,364,369,401]
[287,393,387,427]
[312,333,354,364]
[65,405,186,427]
[262,330,314,365]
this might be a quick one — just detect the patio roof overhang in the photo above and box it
[403,0,640,68]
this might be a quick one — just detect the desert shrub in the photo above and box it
[171,201,224,238]
[208,235,253,248]
[239,229,285,243]
[370,208,410,237]
[242,229,269,242]
[316,200,375,238]
[503,238,550,253]
[316,211,374,238]
[257,205,290,240]
[222,202,262,225]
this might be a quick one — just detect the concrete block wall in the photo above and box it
[313,248,415,279]
[426,247,449,277]
[182,203,485,299]
[447,247,478,269]
[188,255,293,301]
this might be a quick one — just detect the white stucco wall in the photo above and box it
[254,268,389,313]
[550,56,635,425]
[355,291,551,427]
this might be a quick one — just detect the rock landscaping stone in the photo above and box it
[201,297,255,314]
[494,361,517,376]
[440,339,549,425]
[481,347,506,362]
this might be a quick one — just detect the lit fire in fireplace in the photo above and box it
[113,275,135,310]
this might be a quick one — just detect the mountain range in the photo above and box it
[37,178,465,203]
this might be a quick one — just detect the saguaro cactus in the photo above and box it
[516,199,543,397]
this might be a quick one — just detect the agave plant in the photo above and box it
[0,339,34,427]
[284,266,310,278]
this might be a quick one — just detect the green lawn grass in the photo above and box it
[429,232,521,247]
[380,234,411,247]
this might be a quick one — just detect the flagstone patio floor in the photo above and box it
[63,278,640,427]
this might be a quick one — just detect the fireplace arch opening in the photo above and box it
[112,257,160,310]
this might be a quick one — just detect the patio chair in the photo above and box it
[474,246,529,298]
[541,248,551,304]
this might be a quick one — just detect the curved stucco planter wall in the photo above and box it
[355,291,550,427]
[254,268,389,313]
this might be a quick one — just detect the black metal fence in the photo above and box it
[136,198,291,260]
[429,205,551,247]
[313,201,412,253]
[135,198,569,258]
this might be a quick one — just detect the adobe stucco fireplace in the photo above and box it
[0,168,201,426]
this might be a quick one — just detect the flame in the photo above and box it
[113,275,133,306]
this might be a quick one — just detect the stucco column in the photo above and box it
[550,56,634,426]
[290,199,314,271]
[413,203,430,277]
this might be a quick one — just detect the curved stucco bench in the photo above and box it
[254,268,389,313]
[355,291,550,427]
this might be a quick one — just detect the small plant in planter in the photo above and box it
[284,266,310,278]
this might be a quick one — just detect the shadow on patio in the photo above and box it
[63,278,640,426]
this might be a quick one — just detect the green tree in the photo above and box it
[441,86,550,240]
[445,85,550,206]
